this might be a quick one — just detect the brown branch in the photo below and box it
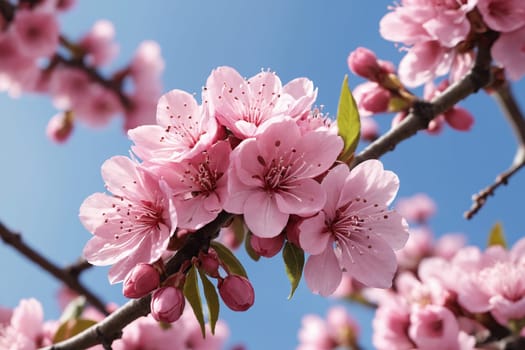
[43,211,233,350]
[349,31,498,169]
[0,221,108,315]
[464,82,525,219]
[64,258,93,278]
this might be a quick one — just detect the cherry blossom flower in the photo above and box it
[11,8,59,59]
[80,20,119,67]
[79,156,177,283]
[224,118,343,238]
[395,193,436,224]
[204,66,316,139]
[477,0,525,33]
[492,26,525,81]
[299,161,409,296]
[0,299,44,350]
[154,140,231,230]
[129,89,219,164]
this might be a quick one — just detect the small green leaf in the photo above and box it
[282,242,304,299]
[337,75,361,163]
[184,265,206,337]
[244,231,261,262]
[210,241,248,278]
[230,215,246,246]
[53,318,97,343]
[198,268,220,334]
[487,222,507,248]
[58,296,86,323]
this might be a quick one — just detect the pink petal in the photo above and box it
[79,192,117,234]
[338,234,398,288]
[298,212,331,255]
[256,118,301,161]
[304,247,342,296]
[156,89,199,126]
[101,156,145,199]
[321,164,350,218]
[275,178,326,215]
[243,191,288,238]
[344,159,399,206]
[294,130,343,178]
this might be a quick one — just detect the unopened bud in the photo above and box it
[347,47,383,82]
[444,107,474,131]
[218,275,255,312]
[360,117,379,142]
[250,233,284,258]
[151,286,185,323]
[46,112,74,143]
[360,88,390,114]
[123,263,160,299]
[199,249,220,278]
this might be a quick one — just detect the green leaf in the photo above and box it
[244,231,261,262]
[210,241,248,278]
[53,318,97,343]
[198,268,220,334]
[487,222,507,248]
[336,75,361,163]
[230,215,246,246]
[183,265,206,338]
[282,242,305,299]
[58,296,86,323]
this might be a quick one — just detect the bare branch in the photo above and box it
[464,82,525,219]
[0,222,108,315]
[43,211,233,350]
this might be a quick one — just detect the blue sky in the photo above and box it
[1,1,525,349]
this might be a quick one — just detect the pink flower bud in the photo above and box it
[444,107,474,131]
[199,249,220,278]
[347,47,383,81]
[150,286,185,323]
[46,112,74,143]
[122,263,160,299]
[360,117,379,142]
[218,275,255,312]
[250,233,284,258]
[360,87,391,114]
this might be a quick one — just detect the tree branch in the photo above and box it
[349,31,498,169]
[0,221,108,315]
[42,211,233,350]
[464,82,525,219]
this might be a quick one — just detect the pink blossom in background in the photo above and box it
[0,299,45,350]
[155,140,231,230]
[74,84,123,127]
[80,20,119,67]
[129,89,219,164]
[46,112,74,143]
[477,0,525,33]
[492,26,525,81]
[49,67,92,110]
[204,66,316,139]
[224,119,342,238]
[79,156,177,283]
[11,9,59,59]
[380,0,475,48]
[123,93,158,130]
[395,226,433,271]
[372,292,414,350]
[299,161,409,296]
[395,192,436,224]
[360,116,379,142]
[297,306,359,350]
[408,304,461,350]
[129,40,165,98]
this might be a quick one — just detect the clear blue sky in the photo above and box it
[1,1,524,349]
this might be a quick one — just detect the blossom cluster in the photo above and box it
[310,194,525,349]
[347,0,525,141]
[0,0,164,142]
[79,65,409,327]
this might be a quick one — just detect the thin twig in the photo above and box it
[349,31,498,169]
[0,222,108,315]
[464,83,525,219]
[64,258,93,278]
[42,211,233,350]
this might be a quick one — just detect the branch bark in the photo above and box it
[42,211,233,350]
[464,82,525,218]
[0,221,108,315]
